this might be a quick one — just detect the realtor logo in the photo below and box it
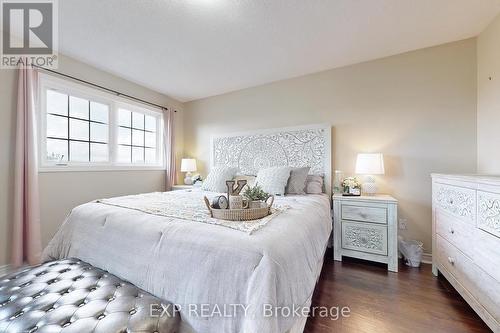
[1,0,58,68]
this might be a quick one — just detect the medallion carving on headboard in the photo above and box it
[211,125,331,189]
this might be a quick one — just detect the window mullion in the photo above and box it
[67,95,70,161]
[158,115,163,168]
[143,115,146,163]
[88,100,91,162]
[109,102,118,166]
[130,112,133,163]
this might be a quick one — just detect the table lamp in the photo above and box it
[355,153,385,195]
[181,158,197,185]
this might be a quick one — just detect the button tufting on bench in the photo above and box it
[0,258,179,333]
[10,310,24,319]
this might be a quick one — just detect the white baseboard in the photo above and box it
[421,252,432,264]
[0,264,12,277]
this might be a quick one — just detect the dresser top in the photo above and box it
[432,173,500,185]
[332,194,397,203]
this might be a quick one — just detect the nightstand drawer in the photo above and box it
[341,204,387,224]
[341,221,388,255]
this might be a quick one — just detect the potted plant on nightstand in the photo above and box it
[243,184,270,209]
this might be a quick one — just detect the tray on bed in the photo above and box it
[203,196,274,221]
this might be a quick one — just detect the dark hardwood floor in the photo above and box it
[304,253,492,333]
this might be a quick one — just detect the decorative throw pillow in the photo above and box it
[255,167,291,196]
[305,175,324,194]
[201,166,239,192]
[285,167,310,194]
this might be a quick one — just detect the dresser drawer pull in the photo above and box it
[448,256,455,265]
[448,227,455,234]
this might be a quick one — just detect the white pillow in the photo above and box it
[202,166,239,192]
[255,167,291,196]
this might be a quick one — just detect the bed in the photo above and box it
[42,125,333,333]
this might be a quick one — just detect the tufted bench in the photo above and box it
[0,258,179,333]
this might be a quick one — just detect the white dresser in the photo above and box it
[432,174,500,333]
[333,194,398,272]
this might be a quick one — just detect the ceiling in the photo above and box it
[59,0,500,102]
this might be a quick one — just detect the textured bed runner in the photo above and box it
[97,190,289,234]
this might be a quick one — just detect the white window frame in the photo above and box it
[38,73,165,172]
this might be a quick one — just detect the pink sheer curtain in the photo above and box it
[163,109,176,191]
[11,63,42,267]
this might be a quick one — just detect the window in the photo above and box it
[46,90,110,163]
[39,74,164,171]
[117,108,158,164]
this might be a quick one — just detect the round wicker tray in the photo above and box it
[204,196,274,221]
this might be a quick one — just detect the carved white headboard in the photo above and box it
[210,124,332,195]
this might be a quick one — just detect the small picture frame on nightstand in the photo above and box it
[342,187,361,196]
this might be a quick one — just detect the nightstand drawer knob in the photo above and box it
[448,256,455,265]
[448,227,455,234]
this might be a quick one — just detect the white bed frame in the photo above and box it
[210,124,332,196]
[210,124,332,333]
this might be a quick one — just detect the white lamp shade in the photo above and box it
[180,158,197,172]
[355,153,385,175]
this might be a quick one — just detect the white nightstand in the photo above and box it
[333,194,398,272]
[171,185,193,191]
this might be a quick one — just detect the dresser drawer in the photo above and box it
[433,183,476,223]
[342,221,388,255]
[436,235,500,323]
[436,210,500,282]
[435,210,475,259]
[477,191,500,239]
[341,204,387,224]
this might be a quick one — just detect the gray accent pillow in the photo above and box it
[305,175,324,194]
[285,167,310,194]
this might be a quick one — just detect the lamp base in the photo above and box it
[362,175,377,195]
[184,172,193,185]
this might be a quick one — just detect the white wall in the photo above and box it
[477,13,500,174]
[0,54,184,266]
[184,39,478,253]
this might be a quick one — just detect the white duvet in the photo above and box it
[42,189,332,333]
